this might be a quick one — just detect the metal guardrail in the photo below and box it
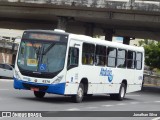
[0,0,160,12]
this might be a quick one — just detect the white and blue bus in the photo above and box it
[14,29,144,103]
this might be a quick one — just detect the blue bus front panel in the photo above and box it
[14,78,65,95]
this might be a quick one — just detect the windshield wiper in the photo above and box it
[42,43,56,55]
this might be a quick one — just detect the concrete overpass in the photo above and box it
[0,0,160,44]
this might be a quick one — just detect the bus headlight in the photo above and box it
[14,70,21,80]
[52,75,63,84]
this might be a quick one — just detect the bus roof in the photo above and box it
[24,29,69,36]
[69,33,144,52]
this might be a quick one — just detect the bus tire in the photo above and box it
[116,83,126,101]
[34,91,45,98]
[110,83,126,101]
[72,83,84,103]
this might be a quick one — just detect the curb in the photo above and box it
[144,84,160,87]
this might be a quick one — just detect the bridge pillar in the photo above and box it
[123,36,130,45]
[57,16,68,31]
[104,29,114,41]
[85,23,94,37]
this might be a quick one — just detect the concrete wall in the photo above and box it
[144,74,160,86]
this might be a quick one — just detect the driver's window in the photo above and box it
[67,47,79,69]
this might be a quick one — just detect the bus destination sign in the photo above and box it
[29,33,60,41]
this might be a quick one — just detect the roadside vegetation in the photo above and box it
[139,39,160,75]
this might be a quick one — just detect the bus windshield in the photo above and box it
[17,40,67,76]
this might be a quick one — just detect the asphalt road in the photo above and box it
[0,79,160,120]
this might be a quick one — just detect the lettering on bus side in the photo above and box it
[100,68,113,82]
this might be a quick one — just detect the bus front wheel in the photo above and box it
[34,91,45,98]
[72,83,84,103]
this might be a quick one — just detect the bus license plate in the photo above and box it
[31,88,39,91]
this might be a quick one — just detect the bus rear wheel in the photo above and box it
[34,91,45,98]
[110,83,126,101]
[72,83,84,103]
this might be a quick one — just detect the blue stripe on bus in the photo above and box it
[13,78,65,95]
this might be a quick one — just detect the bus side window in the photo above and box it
[82,54,87,64]
[67,47,79,70]
[107,47,117,67]
[117,49,126,68]
[127,51,136,69]
[95,45,106,66]
[82,43,95,65]
[136,52,143,70]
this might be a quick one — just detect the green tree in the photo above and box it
[138,40,144,46]
[138,39,149,46]
[144,41,160,69]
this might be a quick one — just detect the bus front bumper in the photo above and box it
[14,78,65,95]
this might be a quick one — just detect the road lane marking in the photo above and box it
[66,108,80,111]
[117,103,126,106]
[130,102,139,104]
[152,117,160,120]
[65,100,159,112]
[85,107,97,109]
[102,105,114,107]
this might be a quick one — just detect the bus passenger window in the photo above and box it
[82,43,95,65]
[82,54,87,64]
[107,47,117,67]
[136,52,143,70]
[117,49,126,68]
[95,45,106,66]
[127,51,136,69]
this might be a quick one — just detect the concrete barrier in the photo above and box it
[144,74,160,86]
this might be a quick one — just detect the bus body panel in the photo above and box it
[126,84,142,93]
[64,67,79,94]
